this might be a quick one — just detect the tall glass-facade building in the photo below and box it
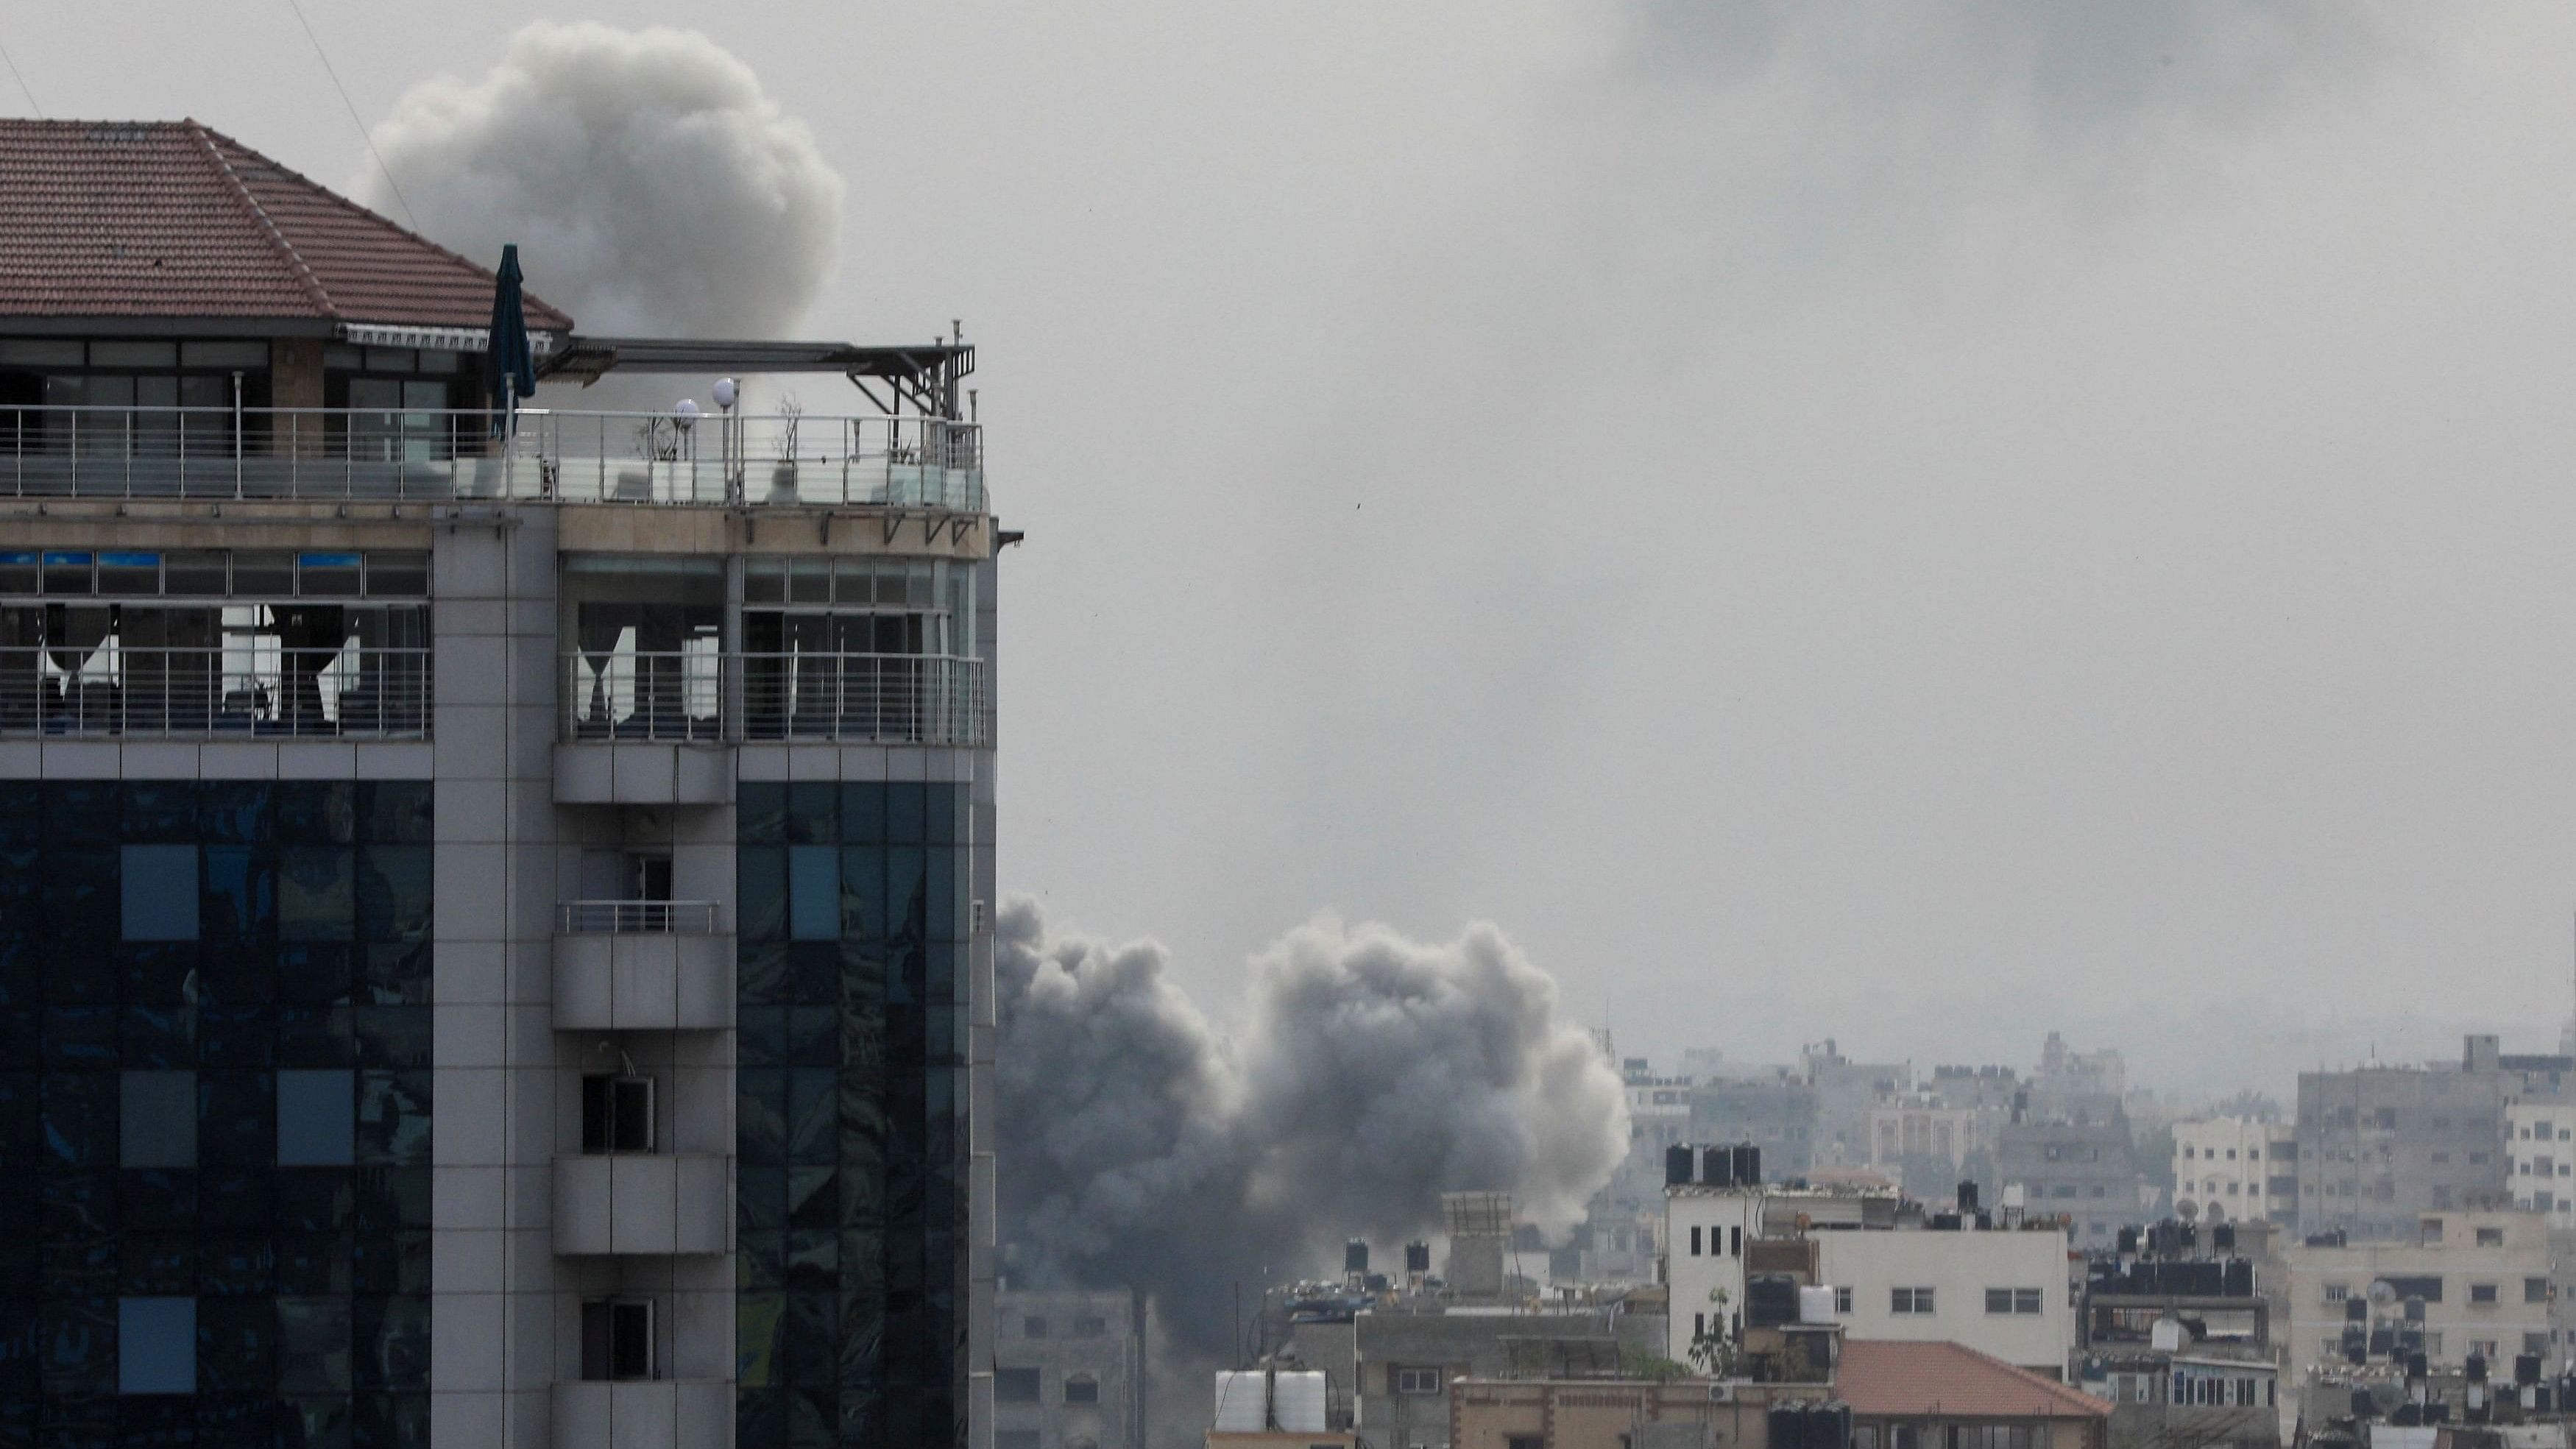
[0,119,999,1449]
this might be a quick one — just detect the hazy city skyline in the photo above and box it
[17,3,2576,1097]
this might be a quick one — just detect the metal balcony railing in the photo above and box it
[0,406,985,510]
[563,650,992,747]
[556,900,722,935]
[0,644,431,737]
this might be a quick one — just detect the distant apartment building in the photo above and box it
[1997,1114,2145,1249]
[993,1291,1145,1449]
[1866,1095,1987,1199]
[1287,1303,1666,1449]
[1691,1071,1817,1177]
[2294,1044,2513,1240]
[1814,1225,2073,1376]
[1662,1162,2073,1377]
[2031,1033,2126,1122]
[2074,1225,2278,1449]
[1802,1040,1911,1170]
[1449,1377,1796,1449]
[2281,1211,2553,1376]
[1928,1063,2026,1116]
[1627,1060,1695,1154]
[2173,1118,2297,1223]
[2508,1100,2576,1227]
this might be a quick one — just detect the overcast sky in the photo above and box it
[15,1,2576,1098]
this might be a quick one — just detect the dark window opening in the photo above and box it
[581,1074,655,1154]
[580,1299,654,1381]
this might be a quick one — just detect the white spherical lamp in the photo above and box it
[711,378,738,410]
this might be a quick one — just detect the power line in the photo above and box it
[280,0,419,231]
[0,42,42,118]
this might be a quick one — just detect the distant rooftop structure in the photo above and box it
[0,118,575,336]
[1839,1339,2112,1421]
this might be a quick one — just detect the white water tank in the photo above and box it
[1214,1372,1268,1432]
[1272,1372,1329,1433]
[1799,1286,1839,1323]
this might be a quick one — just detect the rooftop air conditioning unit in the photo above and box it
[1708,1383,1735,1404]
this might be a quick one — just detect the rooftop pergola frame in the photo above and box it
[537,336,977,420]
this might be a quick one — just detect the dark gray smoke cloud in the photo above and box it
[995,898,1627,1351]
[363,22,843,338]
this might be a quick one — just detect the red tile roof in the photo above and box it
[1836,1341,2111,1420]
[0,118,572,332]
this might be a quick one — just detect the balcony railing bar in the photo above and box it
[564,650,992,748]
[556,899,722,935]
[0,405,985,510]
[0,644,430,738]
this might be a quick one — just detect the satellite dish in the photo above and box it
[2368,1280,2399,1305]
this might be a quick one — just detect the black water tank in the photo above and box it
[1667,1145,1695,1186]
[1736,1143,1762,1186]
[2213,1222,2237,1251]
[2540,1387,2558,1414]
[1704,1145,1735,1189]
[1767,1404,1802,1449]
[2519,1354,2544,1387]
[1406,1241,1431,1274]
[1745,1272,1799,1328]
[1345,1240,1368,1274]
[2223,1258,2254,1296]
[2197,1261,2225,1294]
[2179,1222,2198,1251]
[2404,1297,2425,1323]
[1930,1213,1961,1231]
[2351,1389,2376,1417]
[2346,1299,2368,1322]
[2368,1328,2393,1357]
[1957,1180,1980,1214]
[2425,1403,2451,1424]
[1817,1402,1852,1449]
[2408,1352,2428,1380]
[2391,1404,2421,1427]
[2117,1225,2140,1254]
[1364,1272,1389,1293]
[2467,1353,2488,1384]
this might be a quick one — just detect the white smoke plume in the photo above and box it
[996,898,1629,1355]
[363,22,843,339]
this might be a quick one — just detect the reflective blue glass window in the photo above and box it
[120,845,199,941]
[119,1069,196,1168]
[277,1069,355,1166]
[280,848,355,941]
[788,848,838,942]
[116,1296,193,1394]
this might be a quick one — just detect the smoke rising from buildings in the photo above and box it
[994,897,1628,1350]
[363,22,843,339]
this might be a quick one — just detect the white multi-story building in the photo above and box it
[1663,1172,2073,1378]
[1814,1225,2073,1378]
[2509,1100,2576,1226]
[2173,1117,2296,1222]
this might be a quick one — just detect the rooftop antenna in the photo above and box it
[282,0,419,231]
[0,40,41,117]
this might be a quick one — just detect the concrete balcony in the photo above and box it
[552,1380,734,1449]
[553,902,732,1031]
[554,1153,729,1256]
